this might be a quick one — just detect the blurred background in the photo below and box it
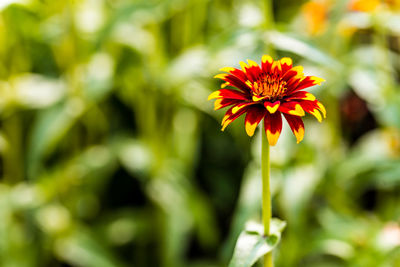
[1,0,400,266]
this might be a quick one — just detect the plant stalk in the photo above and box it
[263,0,274,30]
[262,122,273,267]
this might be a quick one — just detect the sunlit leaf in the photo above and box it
[264,31,340,67]
[229,219,286,267]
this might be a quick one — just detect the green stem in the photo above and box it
[263,0,274,30]
[262,122,273,267]
[263,0,274,265]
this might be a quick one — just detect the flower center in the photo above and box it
[248,74,287,101]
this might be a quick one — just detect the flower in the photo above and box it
[208,55,326,146]
[348,0,400,12]
[301,0,331,36]
[348,0,380,12]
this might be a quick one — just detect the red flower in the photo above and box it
[208,55,326,146]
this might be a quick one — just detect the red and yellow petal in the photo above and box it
[298,100,326,122]
[271,60,282,75]
[220,67,248,82]
[261,55,274,73]
[221,105,249,131]
[244,106,267,137]
[283,114,305,143]
[264,112,283,146]
[282,65,304,82]
[239,60,261,82]
[300,100,321,121]
[285,91,316,101]
[252,95,268,102]
[264,100,280,114]
[279,57,293,74]
[279,101,305,116]
[231,102,258,114]
[317,101,326,118]
[214,73,252,93]
[293,76,325,91]
[208,89,249,101]
[214,98,241,110]
[221,82,230,88]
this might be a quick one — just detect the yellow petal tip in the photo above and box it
[213,99,223,110]
[247,59,259,67]
[304,92,316,101]
[239,61,249,72]
[266,130,279,146]
[245,121,257,137]
[262,55,273,64]
[317,102,327,118]
[208,91,221,100]
[214,73,228,79]
[271,61,282,72]
[312,110,322,123]
[313,77,325,85]
[291,66,304,75]
[294,127,305,144]
[280,57,292,66]
[219,67,235,73]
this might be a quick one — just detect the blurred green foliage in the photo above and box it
[1,0,400,266]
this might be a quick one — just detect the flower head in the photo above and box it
[208,55,326,146]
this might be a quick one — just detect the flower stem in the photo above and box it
[263,0,275,30]
[262,122,273,267]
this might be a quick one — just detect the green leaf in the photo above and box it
[229,219,286,267]
[264,31,340,68]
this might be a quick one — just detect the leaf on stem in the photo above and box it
[229,218,286,267]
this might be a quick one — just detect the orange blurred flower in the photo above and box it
[208,56,326,146]
[348,0,380,12]
[349,0,400,11]
[302,0,330,35]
